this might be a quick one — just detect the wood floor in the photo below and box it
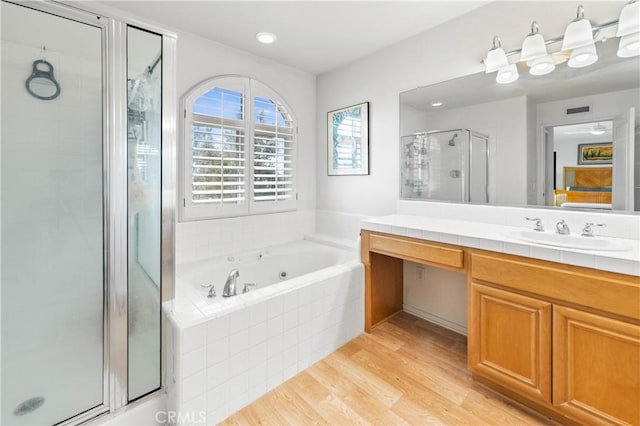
[220,312,555,425]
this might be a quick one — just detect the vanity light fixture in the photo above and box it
[484,36,509,73]
[496,64,519,84]
[484,36,519,84]
[568,43,599,68]
[521,22,556,76]
[562,5,596,50]
[562,5,599,68]
[482,3,637,83]
[256,32,277,44]
[616,0,640,57]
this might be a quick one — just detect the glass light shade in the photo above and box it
[562,18,595,50]
[521,33,548,61]
[568,43,598,68]
[529,55,555,76]
[618,31,640,57]
[496,64,519,84]
[617,1,640,37]
[485,47,509,73]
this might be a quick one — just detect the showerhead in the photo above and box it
[448,133,458,146]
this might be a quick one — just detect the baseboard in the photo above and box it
[403,304,467,336]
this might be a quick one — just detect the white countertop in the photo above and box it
[361,214,640,277]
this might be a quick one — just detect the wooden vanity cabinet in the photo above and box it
[361,230,640,425]
[361,230,464,331]
[469,250,640,426]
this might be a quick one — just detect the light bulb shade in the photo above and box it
[485,47,509,73]
[568,43,598,68]
[618,31,640,57]
[529,55,555,76]
[617,1,640,37]
[521,33,548,61]
[496,64,519,84]
[562,18,595,50]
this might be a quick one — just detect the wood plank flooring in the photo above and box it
[220,312,555,425]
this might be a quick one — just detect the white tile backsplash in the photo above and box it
[176,209,315,264]
[398,200,639,240]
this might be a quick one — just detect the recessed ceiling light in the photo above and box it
[590,123,607,135]
[256,32,277,44]
[431,102,443,107]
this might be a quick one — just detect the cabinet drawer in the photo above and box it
[471,251,640,321]
[369,233,464,270]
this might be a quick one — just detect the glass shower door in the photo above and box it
[1,2,105,424]
[127,26,162,400]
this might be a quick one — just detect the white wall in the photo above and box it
[175,32,317,263]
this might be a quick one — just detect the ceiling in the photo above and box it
[100,1,489,75]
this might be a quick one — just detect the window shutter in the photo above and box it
[253,96,294,203]
[191,87,246,205]
[182,76,296,220]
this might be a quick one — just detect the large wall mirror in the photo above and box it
[400,37,640,213]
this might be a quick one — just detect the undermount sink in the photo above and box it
[508,230,631,252]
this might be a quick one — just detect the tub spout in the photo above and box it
[222,269,240,297]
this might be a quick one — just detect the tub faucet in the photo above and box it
[556,220,570,235]
[222,269,240,297]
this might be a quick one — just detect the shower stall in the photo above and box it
[400,129,489,203]
[1,1,175,425]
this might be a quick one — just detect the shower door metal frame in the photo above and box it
[1,1,177,424]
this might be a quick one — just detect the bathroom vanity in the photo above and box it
[361,216,639,426]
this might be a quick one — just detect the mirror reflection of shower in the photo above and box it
[401,129,489,203]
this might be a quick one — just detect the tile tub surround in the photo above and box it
[362,213,640,276]
[165,261,364,425]
[175,209,315,264]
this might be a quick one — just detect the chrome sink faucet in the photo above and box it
[525,217,544,232]
[556,220,570,235]
[581,222,605,237]
[222,269,240,297]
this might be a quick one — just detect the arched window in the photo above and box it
[181,76,296,220]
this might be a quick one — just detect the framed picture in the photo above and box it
[327,102,369,175]
[577,142,613,165]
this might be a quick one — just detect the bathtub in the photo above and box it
[166,235,364,425]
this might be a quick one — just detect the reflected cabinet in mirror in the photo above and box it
[400,37,640,212]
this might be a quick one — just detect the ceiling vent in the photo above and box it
[565,105,591,115]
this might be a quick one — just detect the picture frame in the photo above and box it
[577,142,613,165]
[327,102,369,175]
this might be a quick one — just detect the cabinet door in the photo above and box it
[553,306,640,425]
[469,283,551,402]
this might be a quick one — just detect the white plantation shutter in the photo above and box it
[252,91,295,210]
[182,76,296,220]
